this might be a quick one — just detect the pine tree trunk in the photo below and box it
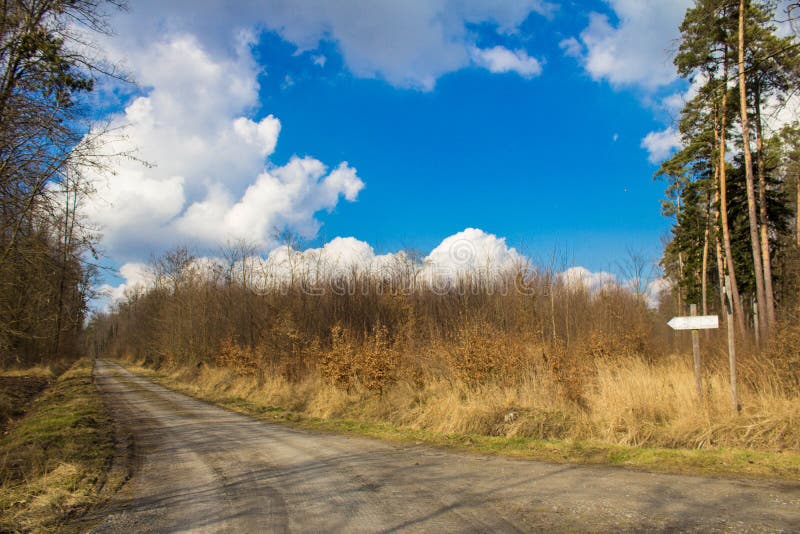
[754,80,776,328]
[738,0,768,337]
[702,196,710,316]
[718,57,747,335]
[715,236,726,314]
[713,141,727,316]
[678,250,684,314]
[701,237,709,315]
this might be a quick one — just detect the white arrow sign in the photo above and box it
[667,315,719,330]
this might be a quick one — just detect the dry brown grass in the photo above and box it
[119,337,800,454]
[0,365,56,378]
[0,359,116,532]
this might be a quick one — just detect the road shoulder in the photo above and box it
[0,359,128,532]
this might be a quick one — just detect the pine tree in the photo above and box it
[671,0,747,333]
[662,0,799,339]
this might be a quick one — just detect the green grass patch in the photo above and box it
[0,359,116,533]
[122,361,800,481]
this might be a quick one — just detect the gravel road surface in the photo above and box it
[89,360,800,533]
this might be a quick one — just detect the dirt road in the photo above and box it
[89,360,799,533]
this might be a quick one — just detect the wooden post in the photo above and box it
[549,286,557,342]
[690,304,702,403]
[724,276,741,413]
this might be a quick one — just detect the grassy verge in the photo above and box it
[0,375,52,433]
[119,360,800,481]
[0,359,117,533]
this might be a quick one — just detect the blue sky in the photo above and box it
[253,4,679,266]
[86,0,702,299]
[266,43,670,266]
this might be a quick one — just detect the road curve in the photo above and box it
[89,360,799,533]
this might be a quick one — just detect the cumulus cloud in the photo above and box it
[96,262,153,307]
[263,237,404,284]
[265,228,526,285]
[645,277,672,308]
[470,46,542,78]
[421,228,527,282]
[98,228,669,310]
[106,0,553,91]
[641,126,682,163]
[558,266,617,292]
[564,0,691,89]
[559,37,583,58]
[657,71,706,118]
[82,34,363,260]
[99,228,526,308]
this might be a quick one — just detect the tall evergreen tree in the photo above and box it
[737,0,769,337]
[672,0,747,333]
[661,0,799,340]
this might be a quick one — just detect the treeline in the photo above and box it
[0,1,122,367]
[659,0,800,342]
[88,245,671,395]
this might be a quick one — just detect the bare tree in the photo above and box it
[0,0,128,365]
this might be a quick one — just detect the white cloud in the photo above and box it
[264,228,526,285]
[233,116,281,156]
[558,266,616,293]
[645,277,672,308]
[98,228,667,309]
[659,71,705,116]
[264,236,405,283]
[82,34,363,260]
[641,127,681,163]
[106,1,554,91]
[661,92,687,116]
[96,262,153,308]
[421,228,527,282]
[762,92,800,135]
[470,46,542,78]
[559,37,582,58]
[99,228,530,306]
[565,0,691,89]
[776,1,800,37]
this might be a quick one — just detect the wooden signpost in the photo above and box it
[723,276,741,413]
[668,305,719,403]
